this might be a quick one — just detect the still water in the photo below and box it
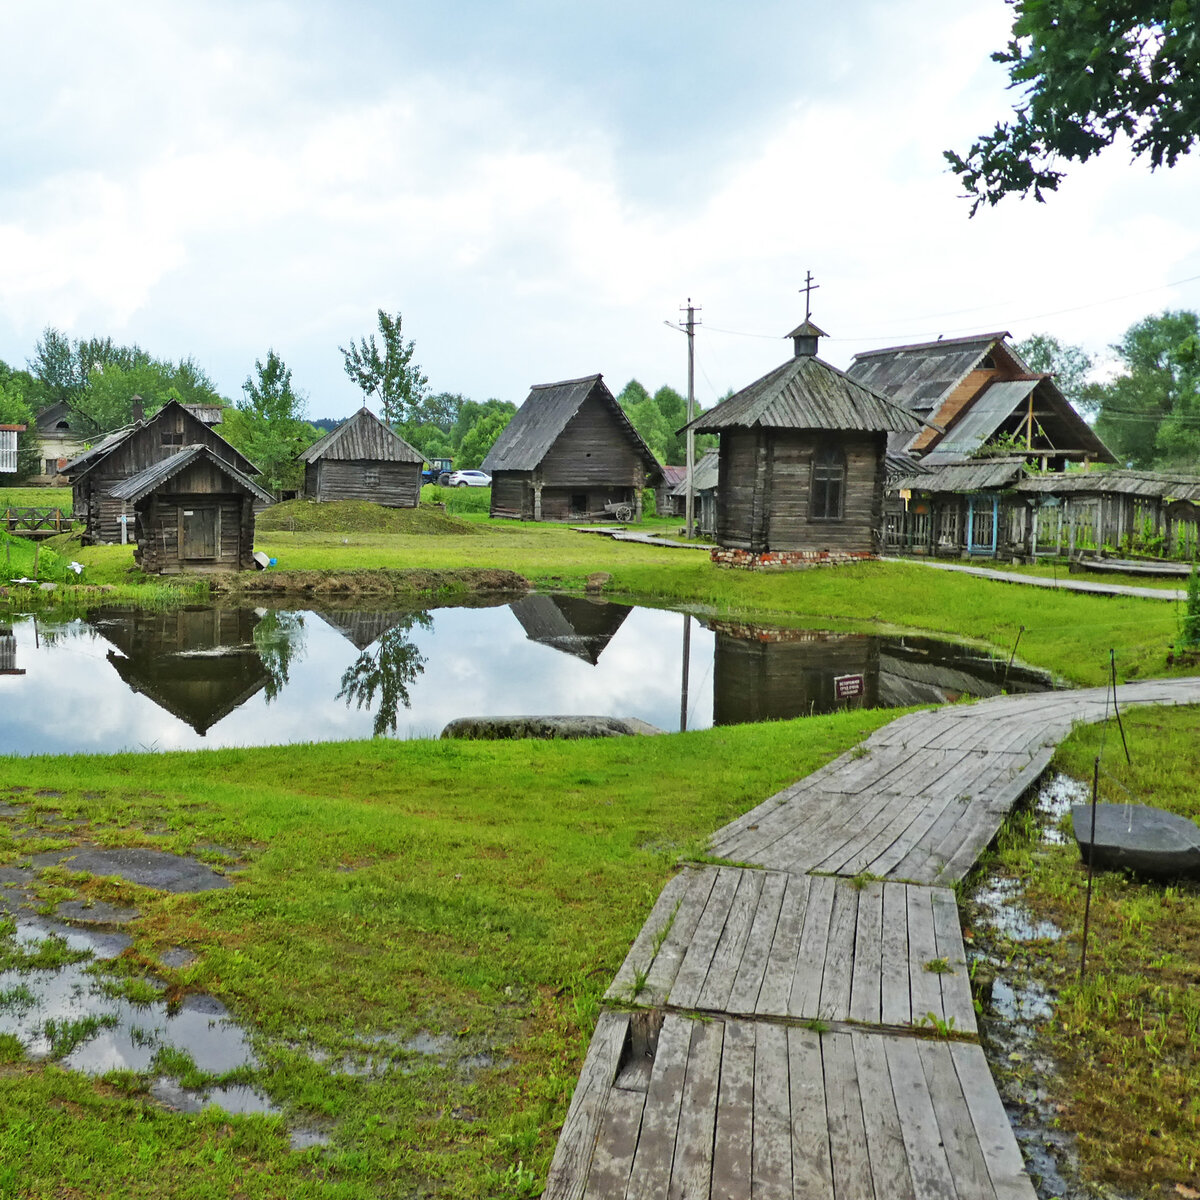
[0,597,1052,756]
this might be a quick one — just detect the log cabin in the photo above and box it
[482,375,660,521]
[298,406,425,507]
[683,321,926,568]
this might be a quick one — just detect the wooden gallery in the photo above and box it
[684,320,926,567]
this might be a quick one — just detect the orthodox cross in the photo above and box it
[800,271,819,321]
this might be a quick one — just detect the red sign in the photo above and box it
[834,673,865,700]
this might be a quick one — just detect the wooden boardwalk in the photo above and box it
[546,678,1200,1199]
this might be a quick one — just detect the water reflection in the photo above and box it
[0,600,1053,756]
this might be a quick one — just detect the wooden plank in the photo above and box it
[670,868,742,1009]
[883,1036,957,1200]
[848,880,884,1025]
[626,1015,693,1200]
[851,1031,915,1200]
[751,1022,792,1200]
[667,1019,724,1200]
[711,1020,755,1200]
[906,886,944,1026]
[544,1010,630,1200]
[918,1039,998,1200]
[726,870,788,1015]
[697,869,765,1012]
[787,1026,834,1198]
[879,884,911,1027]
[950,1042,1039,1200]
[606,871,696,1004]
[756,873,812,1016]
[930,888,976,1035]
[818,881,860,1021]
[822,1030,875,1200]
[582,1088,646,1200]
[643,869,719,1006]
[788,873,837,1018]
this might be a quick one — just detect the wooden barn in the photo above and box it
[670,448,720,538]
[482,375,660,521]
[65,400,259,545]
[109,444,274,573]
[509,594,632,664]
[684,321,926,567]
[298,406,425,507]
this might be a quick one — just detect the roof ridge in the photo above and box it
[851,331,1010,360]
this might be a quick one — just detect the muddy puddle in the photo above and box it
[966,773,1138,1200]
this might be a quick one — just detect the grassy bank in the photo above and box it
[0,711,896,1198]
[976,705,1200,1194]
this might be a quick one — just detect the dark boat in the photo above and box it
[1072,803,1200,880]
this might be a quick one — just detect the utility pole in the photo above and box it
[682,299,701,539]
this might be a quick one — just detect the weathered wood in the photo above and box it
[885,1036,958,1199]
[607,871,695,1004]
[756,873,812,1016]
[931,889,975,1034]
[725,870,788,1015]
[918,1040,998,1200]
[626,1015,692,1200]
[751,1022,792,1199]
[823,1031,875,1200]
[643,869,719,1006]
[848,880,885,1025]
[582,1088,646,1200]
[906,886,944,1025]
[670,869,743,1009]
[787,1026,835,1197]
[711,1019,755,1200]
[788,874,837,1016]
[852,1031,916,1200]
[817,881,859,1021]
[667,1020,724,1200]
[696,869,764,1012]
[879,885,911,1027]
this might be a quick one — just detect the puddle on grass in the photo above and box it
[966,772,1137,1200]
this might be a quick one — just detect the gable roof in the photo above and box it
[63,399,258,479]
[893,457,1029,493]
[481,375,659,474]
[298,405,424,464]
[686,354,927,435]
[110,444,275,506]
[670,448,720,495]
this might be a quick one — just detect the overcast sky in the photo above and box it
[2,0,1199,421]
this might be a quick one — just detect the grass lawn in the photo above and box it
[0,712,898,1199]
[0,486,72,510]
[976,705,1200,1195]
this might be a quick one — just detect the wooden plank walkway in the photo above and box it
[546,678,1200,1200]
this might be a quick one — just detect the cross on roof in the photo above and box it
[800,271,819,322]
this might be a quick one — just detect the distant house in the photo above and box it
[0,424,25,474]
[655,465,687,516]
[109,443,274,574]
[64,399,259,545]
[846,332,1113,470]
[298,406,425,508]
[32,403,88,481]
[683,320,925,567]
[482,375,661,521]
[670,449,720,538]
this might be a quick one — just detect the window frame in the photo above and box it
[809,442,846,522]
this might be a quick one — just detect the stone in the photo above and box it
[1072,803,1200,880]
[440,715,664,740]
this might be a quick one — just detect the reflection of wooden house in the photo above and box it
[110,445,274,573]
[0,625,25,676]
[877,634,1049,706]
[483,375,660,521]
[712,625,877,724]
[298,407,424,508]
[65,400,259,545]
[92,606,269,735]
[509,594,632,664]
[314,609,409,651]
[685,321,925,567]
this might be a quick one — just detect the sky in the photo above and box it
[2,0,1199,421]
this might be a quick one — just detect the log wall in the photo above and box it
[303,459,420,507]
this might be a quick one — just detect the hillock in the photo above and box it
[256,499,474,535]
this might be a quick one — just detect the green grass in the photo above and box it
[0,487,72,509]
[257,499,475,536]
[0,711,898,1198]
[980,705,1200,1194]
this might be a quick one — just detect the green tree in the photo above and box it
[221,350,316,494]
[28,328,148,411]
[947,1,1200,212]
[340,310,429,428]
[0,375,39,480]
[408,391,465,435]
[1015,333,1095,414]
[458,409,513,469]
[75,357,225,434]
[1087,311,1200,469]
[337,616,431,736]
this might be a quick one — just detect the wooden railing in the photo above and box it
[3,506,74,534]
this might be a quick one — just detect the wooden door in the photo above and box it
[181,506,218,559]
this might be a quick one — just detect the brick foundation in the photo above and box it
[710,547,877,570]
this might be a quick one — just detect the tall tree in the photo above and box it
[947,1,1200,212]
[76,356,225,433]
[1014,333,1095,413]
[457,408,513,469]
[339,310,429,428]
[28,328,148,409]
[1087,311,1200,469]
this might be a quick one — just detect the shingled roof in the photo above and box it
[298,406,424,464]
[110,444,274,506]
[481,375,659,473]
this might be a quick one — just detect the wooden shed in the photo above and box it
[64,400,259,545]
[684,321,926,567]
[482,375,660,521]
[298,406,424,507]
[109,444,274,573]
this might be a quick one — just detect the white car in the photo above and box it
[448,470,491,487]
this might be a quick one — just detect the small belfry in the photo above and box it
[681,282,926,568]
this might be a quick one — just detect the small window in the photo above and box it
[570,493,588,514]
[162,431,183,447]
[363,468,380,487]
[810,444,845,521]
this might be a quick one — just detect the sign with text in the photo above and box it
[833,673,865,700]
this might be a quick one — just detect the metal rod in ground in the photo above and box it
[1109,648,1131,765]
[1080,754,1100,982]
[1003,624,1025,690]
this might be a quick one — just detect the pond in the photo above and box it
[0,597,1054,756]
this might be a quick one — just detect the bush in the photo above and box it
[421,484,491,514]
[1182,562,1200,648]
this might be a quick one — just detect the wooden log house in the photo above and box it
[298,406,425,507]
[482,375,661,521]
[108,444,274,573]
[64,400,259,545]
[683,320,926,567]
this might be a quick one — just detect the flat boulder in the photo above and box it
[1072,803,1200,880]
[36,845,233,893]
[441,715,663,741]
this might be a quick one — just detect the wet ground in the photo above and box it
[965,773,1139,1200]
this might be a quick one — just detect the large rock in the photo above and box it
[1072,803,1200,880]
[441,715,663,740]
